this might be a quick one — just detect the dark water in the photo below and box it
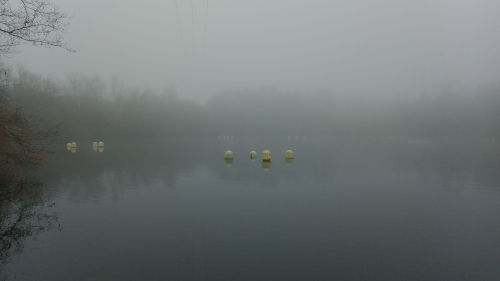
[2,138,500,281]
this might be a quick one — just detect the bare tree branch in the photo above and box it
[0,0,72,54]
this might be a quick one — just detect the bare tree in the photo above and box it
[0,0,71,54]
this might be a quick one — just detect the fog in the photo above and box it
[4,71,499,140]
[5,0,500,100]
[3,2,500,279]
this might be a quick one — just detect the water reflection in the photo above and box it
[2,138,500,281]
[0,180,58,280]
[50,138,499,192]
[262,161,271,171]
[35,138,500,202]
[39,139,211,199]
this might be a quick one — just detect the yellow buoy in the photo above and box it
[71,142,77,148]
[224,150,234,160]
[66,143,72,150]
[262,150,271,162]
[491,137,496,144]
[249,150,257,160]
[70,147,77,153]
[98,141,104,147]
[98,147,104,153]
[285,150,294,159]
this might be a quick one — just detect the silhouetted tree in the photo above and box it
[0,95,47,183]
[0,0,69,182]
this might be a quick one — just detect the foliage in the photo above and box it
[0,95,46,183]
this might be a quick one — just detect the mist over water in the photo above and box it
[2,0,500,280]
[2,138,500,281]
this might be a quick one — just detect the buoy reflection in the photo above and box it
[225,159,233,167]
[262,161,271,171]
[285,158,294,165]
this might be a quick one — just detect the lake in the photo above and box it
[2,137,500,281]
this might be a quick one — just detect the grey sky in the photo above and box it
[5,0,500,99]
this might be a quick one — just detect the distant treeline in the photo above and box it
[4,70,500,140]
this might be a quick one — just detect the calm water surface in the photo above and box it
[2,138,500,281]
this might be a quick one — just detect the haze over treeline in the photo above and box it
[5,70,499,140]
[3,0,500,142]
[6,0,500,99]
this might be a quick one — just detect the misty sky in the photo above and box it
[5,0,500,99]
